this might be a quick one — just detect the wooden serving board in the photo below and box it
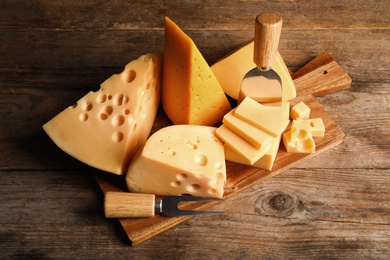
[95,52,352,246]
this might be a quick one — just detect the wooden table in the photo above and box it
[1,1,389,258]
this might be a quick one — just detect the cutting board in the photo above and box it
[95,52,352,246]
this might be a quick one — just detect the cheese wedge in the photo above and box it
[43,53,162,175]
[234,97,290,137]
[162,17,231,126]
[211,41,296,101]
[126,125,226,198]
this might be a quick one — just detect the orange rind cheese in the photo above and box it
[162,17,231,126]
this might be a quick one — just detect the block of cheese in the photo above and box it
[222,109,273,149]
[307,118,325,137]
[126,125,226,198]
[283,120,316,153]
[43,53,162,175]
[291,101,310,120]
[225,136,282,171]
[234,97,290,137]
[216,124,272,164]
[211,41,296,101]
[162,17,231,126]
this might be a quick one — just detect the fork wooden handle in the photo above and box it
[104,192,155,218]
[253,12,283,71]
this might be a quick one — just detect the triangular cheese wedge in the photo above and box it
[43,53,162,175]
[162,17,231,126]
[126,125,226,198]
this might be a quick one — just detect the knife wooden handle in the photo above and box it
[104,192,155,218]
[253,12,283,71]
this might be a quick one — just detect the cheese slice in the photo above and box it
[43,53,162,175]
[283,120,316,153]
[225,135,282,171]
[211,41,296,101]
[291,101,311,120]
[222,109,273,149]
[162,17,231,126]
[126,125,226,198]
[234,97,290,137]
[216,124,272,165]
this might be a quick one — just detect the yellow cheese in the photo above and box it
[283,120,316,153]
[211,41,296,101]
[307,118,325,137]
[225,136,282,171]
[222,109,273,149]
[234,97,290,137]
[216,124,272,165]
[43,53,162,175]
[162,17,231,126]
[126,125,226,198]
[290,101,310,120]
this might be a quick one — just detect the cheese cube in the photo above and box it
[234,97,290,137]
[307,118,325,137]
[291,101,310,120]
[211,41,296,101]
[162,17,231,126]
[283,120,316,153]
[216,125,272,165]
[126,125,226,198]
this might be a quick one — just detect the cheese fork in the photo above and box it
[104,191,223,218]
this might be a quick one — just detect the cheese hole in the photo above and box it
[310,121,315,127]
[171,181,181,187]
[97,94,107,103]
[100,113,108,120]
[112,115,125,127]
[195,154,208,166]
[103,106,113,116]
[71,103,78,109]
[79,113,88,121]
[188,184,201,192]
[299,138,314,150]
[112,131,124,143]
[84,103,93,111]
[208,189,217,195]
[297,129,308,139]
[177,173,188,180]
[124,109,130,115]
[123,70,137,83]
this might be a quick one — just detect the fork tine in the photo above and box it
[161,195,223,217]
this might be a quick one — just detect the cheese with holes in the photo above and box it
[291,101,310,120]
[307,118,325,137]
[283,119,316,153]
[162,17,231,126]
[216,124,272,164]
[225,136,282,171]
[43,53,162,175]
[234,97,290,137]
[211,41,296,101]
[126,125,226,198]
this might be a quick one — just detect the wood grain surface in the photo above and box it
[1,0,389,259]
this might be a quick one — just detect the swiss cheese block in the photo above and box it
[225,136,282,171]
[216,124,272,165]
[290,101,311,120]
[126,125,226,198]
[43,53,162,175]
[283,120,316,153]
[162,17,231,126]
[211,41,296,101]
[222,109,273,149]
[234,97,290,137]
